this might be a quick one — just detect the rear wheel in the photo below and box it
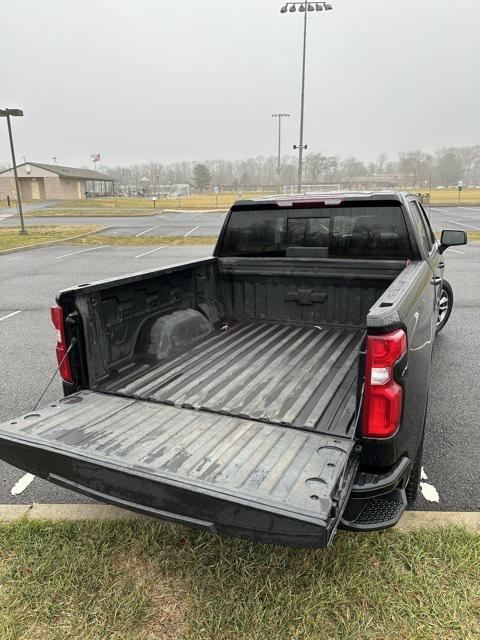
[436,279,453,333]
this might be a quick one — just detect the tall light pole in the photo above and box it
[280,2,333,192]
[271,113,290,192]
[0,108,27,235]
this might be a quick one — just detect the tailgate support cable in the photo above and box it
[31,339,77,411]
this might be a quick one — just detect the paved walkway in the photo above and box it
[0,200,60,218]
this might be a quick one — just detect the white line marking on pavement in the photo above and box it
[134,245,167,259]
[184,226,199,237]
[420,481,440,503]
[11,473,35,496]
[458,206,480,213]
[135,226,159,237]
[449,220,480,231]
[0,310,22,322]
[174,213,183,218]
[420,467,440,502]
[430,207,450,214]
[56,245,109,259]
[446,248,465,254]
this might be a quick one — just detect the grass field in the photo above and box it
[0,226,217,252]
[26,209,159,217]
[0,226,103,252]
[427,188,480,204]
[0,520,478,640]
[74,233,217,247]
[13,188,480,217]
[51,192,273,211]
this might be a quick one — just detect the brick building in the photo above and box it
[0,162,115,200]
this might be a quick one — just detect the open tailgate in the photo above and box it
[0,391,358,547]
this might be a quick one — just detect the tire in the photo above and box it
[406,431,424,504]
[436,279,453,334]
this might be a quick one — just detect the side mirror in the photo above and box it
[439,229,467,254]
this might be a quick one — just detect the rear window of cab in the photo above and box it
[219,203,413,259]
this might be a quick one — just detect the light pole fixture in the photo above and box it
[271,113,290,192]
[280,1,334,192]
[0,108,27,235]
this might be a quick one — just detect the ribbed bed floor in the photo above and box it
[103,321,364,435]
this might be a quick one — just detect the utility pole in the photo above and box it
[271,113,290,192]
[297,2,308,192]
[0,108,27,235]
[280,2,333,192]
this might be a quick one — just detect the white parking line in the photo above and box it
[447,248,465,254]
[11,473,35,496]
[135,226,159,237]
[184,226,199,237]
[56,245,109,259]
[0,310,22,322]
[430,207,450,214]
[134,245,167,259]
[420,467,440,503]
[458,206,480,213]
[449,220,480,231]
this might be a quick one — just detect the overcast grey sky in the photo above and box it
[1,0,479,167]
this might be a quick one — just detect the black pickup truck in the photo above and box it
[0,192,467,547]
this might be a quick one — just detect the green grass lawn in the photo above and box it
[75,234,218,247]
[427,188,480,205]
[0,226,103,251]
[26,208,160,217]
[6,189,480,218]
[435,231,480,243]
[0,520,478,640]
[48,192,272,212]
[23,188,480,217]
[465,231,480,242]
[0,226,217,252]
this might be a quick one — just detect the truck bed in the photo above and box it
[103,321,364,436]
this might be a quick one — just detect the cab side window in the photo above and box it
[418,202,436,246]
[408,201,433,255]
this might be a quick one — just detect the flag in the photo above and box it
[90,153,101,163]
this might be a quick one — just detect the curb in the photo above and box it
[0,504,478,531]
[427,203,480,208]
[0,226,109,256]
[24,212,159,218]
[22,209,229,217]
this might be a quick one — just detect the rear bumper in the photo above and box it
[340,456,411,532]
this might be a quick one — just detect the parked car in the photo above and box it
[0,192,466,547]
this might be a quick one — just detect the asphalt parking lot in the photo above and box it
[0,208,228,237]
[0,204,479,512]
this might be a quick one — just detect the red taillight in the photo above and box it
[362,329,407,438]
[51,305,73,383]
